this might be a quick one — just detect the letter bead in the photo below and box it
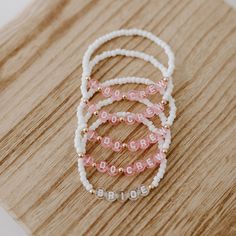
[110,114,118,124]
[139,138,150,150]
[145,106,155,118]
[87,130,97,141]
[112,141,122,152]
[83,155,94,167]
[97,161,108,173]
[139,185,150,196]
[117,191,128,202]
[95,188,106,199]
[134,160,146,173]
[101,136,112,148]
[148,132,159,143]
[146,157,156,168]
[127,141,140,152]
[112,90,122,101]
[136,113,145,122]
[124,165,135,176]
[88,79,99,89]
[102,87,112,97]
[99,110,109,123]
[127,90,139,101]
[106,191,117,202]
[129,189,139,201]
[153,152,166,164]
[108,165,118,176]
[125,114,136,125]
[146,84,158,95]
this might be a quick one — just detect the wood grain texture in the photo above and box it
[0,0,236,235]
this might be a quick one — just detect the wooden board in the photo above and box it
[0,0,236,235]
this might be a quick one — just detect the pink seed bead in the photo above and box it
[146,157,156,168]
[127,141,140,152]
[127,90,139,101]
[88,104,97,113]
[87,130,97,141]
[136,113,145,123]
[83,155,94,167]
[108,165,118,176]
[112,90,122,101]
[144,106,155,118]
[88,79,99,89]
[102,86,112,97]
[99,110,109,123]
[146,84,158,95]
[101,136,112,148]
[110,114,118,125]
[96,161,108,173]
[112,141,122,152]
[134,160,146,173]
[125,114,136,125]
[148,132,159,144]
[124,165,135,176]
[139,138,150,150]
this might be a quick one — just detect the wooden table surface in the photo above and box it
[0,0,236,235]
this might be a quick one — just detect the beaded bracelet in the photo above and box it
[75,29,176,201]
[80,113,170,176]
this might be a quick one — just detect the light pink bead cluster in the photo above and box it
[87,125,168,152]
[83,151,166,176]
[88,78,167,99]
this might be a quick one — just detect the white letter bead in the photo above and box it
[139,185,150,196]
[106,191,117,202]
[96,188,105,199]
[117,191,128,202]
[129,189,139,201]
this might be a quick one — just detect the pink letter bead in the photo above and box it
[148,132,159,144]
[125,114,136,125]
[153,152,166,164]
[83,155,94,167]
[112,90,122,101]
[146,157,156,168]
[88,79,99,89]
[144,106,155,118]
[153,103,164,114]
[139,90,146,98]
[127,90,139,101]
[146,84,158,95]
[134,160,146,173]
[139,138,150,150]
[156,80,167,93]
[96,161,108,173]
[124,165,135,176]
[127,141,140,152]
[88,104,97,113]
[102,86,112,97]
[99,110,109,123]
[112,141,122,152]
[108,165,118,176]
[101,136,112,148]
[87,130,97,141]
[110,114,118,125]
[136,113,145,122]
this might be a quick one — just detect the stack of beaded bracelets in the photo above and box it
[74,29,176,202]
